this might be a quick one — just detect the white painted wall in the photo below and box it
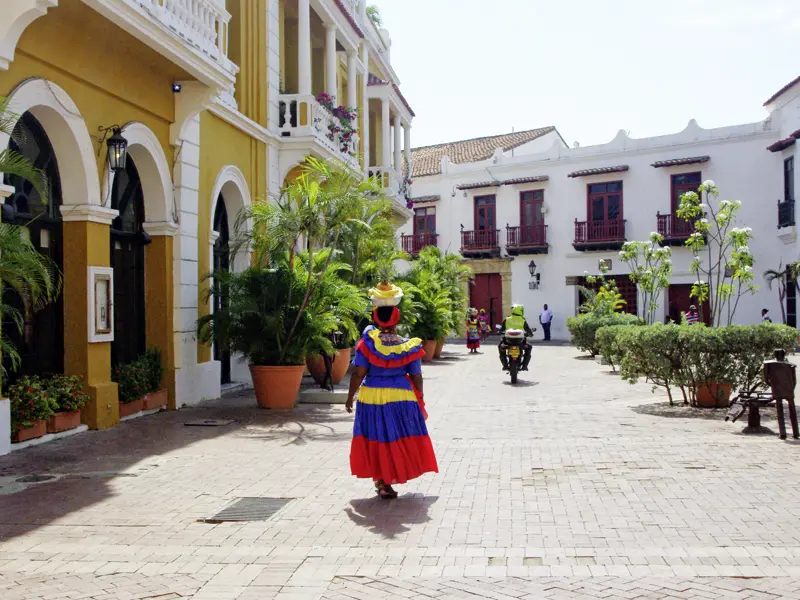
[0,399,9,456]
[405,103,800,341]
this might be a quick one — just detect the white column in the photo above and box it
[393,113,402,174]
[298,0,311,95]
[404,122,412,178]
[361,44,370,170]
[381,99,391,169]
[347,51,357,108]
[325,25,338,100]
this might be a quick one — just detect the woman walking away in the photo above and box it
[466,307,481,353]
[478,309,490,342]
[346,282,438,499]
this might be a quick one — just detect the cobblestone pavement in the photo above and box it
[1,344,800,599]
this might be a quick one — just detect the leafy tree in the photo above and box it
[619,233,673,325]
[677,180,756,326]
[763,263,787,324]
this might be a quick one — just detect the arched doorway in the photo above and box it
[2,111,64,378]
[212,194,231,384]
[110,157,147,366]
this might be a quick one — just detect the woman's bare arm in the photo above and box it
[345,366,368,413]
[409,373,423,397]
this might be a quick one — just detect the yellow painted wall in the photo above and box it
[312,48,324,96]
[197,113,267,363]
[228,0,268,125]
[145,236,176,408]
[284,18,299,93]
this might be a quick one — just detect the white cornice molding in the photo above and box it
[143,221,179,236]
[0,183,15,200]
[0,0,58,71]
[60,204,118,225]
[209,97,281,148]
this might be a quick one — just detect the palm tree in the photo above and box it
[0,97,61,377]
[366,5,382,27]
[764,263,787,324]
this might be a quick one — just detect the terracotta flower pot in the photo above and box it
[434,339,445,359]
[142,389,168,411]
[119,397,144,418]
[12,420,47,443]
[422,340,437,363]
[46,410,81,434]
[331,349,352,384]
[249,365,305,409]
[695,382,732,408]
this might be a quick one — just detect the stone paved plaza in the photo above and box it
[2,344,800,599]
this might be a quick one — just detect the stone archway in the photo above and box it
[464,258,514,323]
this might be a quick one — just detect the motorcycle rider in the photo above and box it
[498,304,534,371]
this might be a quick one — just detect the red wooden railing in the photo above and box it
[506,224,547,247]
[573,219,625,244]
[657,212,695,239]
[461,229,500,250]
[401,233,438,254]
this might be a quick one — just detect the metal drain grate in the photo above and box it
[206,497,293,523]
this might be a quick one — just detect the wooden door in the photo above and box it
[474,195,496,231]
[520,190,544,244]
[471,274,503,330]
[668,284,710,325]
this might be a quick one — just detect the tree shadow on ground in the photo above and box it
[0,390,351,542]
[632,401,778,422]
[344,494,437,539]
[573,355,595,361]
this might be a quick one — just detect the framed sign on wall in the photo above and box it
[88,266,114,343]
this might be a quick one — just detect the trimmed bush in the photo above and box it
[616,323,797,406]
[567,312,643,357]
[596,324,641,371]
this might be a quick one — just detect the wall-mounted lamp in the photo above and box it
[528,260,540,290]
[98,125,128,173]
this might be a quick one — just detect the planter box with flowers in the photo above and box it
[9,376,55,443]
[315,93,359,157]
[45,375,90,433]
[113,348,166,418]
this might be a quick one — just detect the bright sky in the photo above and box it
[377,0,800,149]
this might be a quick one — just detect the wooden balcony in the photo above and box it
[401,233,438,255]
[657,212,696,246]
[460,228,500,258]
[506,224,548,255]
[573,219,626,251]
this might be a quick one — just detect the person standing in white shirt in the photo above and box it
[539,304,554,341]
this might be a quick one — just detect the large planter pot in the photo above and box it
[422,340,437,363]
[434,339,445,359]
[12,420,47,443]
[695,382,732,408]
[250,365,305,409]
[119,398,144,418]
[306,349,354,386]
[142,389,168,411]
[46,410,81,434]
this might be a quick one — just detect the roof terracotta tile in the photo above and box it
[410,195,440,204]
[651,156,710,168]
[568,165,629,178]
[411,127,557,178]
[764,75,800,106]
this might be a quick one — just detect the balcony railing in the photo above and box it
[657,212,696,244]
[279,93,360,168]
[461,229,500,256]
[573,218,626,251]
[401,233,438,255]
[506,224,548,255]
[138,0,234,72]
[778,200,795,228]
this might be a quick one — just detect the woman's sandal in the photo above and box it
[374,480,398,499]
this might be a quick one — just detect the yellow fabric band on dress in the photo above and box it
[367,329,423,356]
[357,386,418,405]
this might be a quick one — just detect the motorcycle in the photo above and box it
[502,328,529,384]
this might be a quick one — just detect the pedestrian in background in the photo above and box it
[686,305,699,325]
[539,303,553,341]
[762,308,772,323]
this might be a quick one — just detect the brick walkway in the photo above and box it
[1,344,800,599]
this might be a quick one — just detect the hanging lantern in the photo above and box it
[106,128,128,172]
[528,260,537,277]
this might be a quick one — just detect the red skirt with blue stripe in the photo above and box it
[350,328,438,484]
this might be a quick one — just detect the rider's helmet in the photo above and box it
[511,304,525,318]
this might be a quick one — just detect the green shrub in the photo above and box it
[596,324,641,371]
[47,375,91,413]
[113,360,150,404]
[618,323,798,406]
[567,312,643,356]
[8,376,55,432]
[140,348,164,393]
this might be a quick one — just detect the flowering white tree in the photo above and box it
[619,233,673,325]
[676,180,756,326]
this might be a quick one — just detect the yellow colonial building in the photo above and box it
[0,0,413,447]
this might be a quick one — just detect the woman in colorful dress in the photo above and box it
[346,282,438,499]
[478,308,490,342]
[466,307,481,353]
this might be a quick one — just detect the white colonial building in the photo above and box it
[403,77,800,340]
